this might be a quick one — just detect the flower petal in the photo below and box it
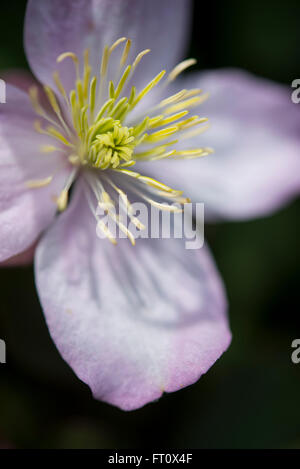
[1,69,38,93]
[138,70,300,220]
[0,85,68,262]
[35,184,231,411]
[25,0,192,94]
[1,244,36,267]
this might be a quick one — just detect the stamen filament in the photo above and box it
[57,52,80,80]
[131,70,166,108]
[167,59,197,82]
[120,39,131,67]
[26,176,53,189]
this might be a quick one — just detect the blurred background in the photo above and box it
[0,0,299,449]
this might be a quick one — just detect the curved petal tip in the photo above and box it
[35,186,231,411]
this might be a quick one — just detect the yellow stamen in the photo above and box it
[182,88,203,99]
[174,147,214,159]
[115,65,131,98]
[178,117,208,131]
[109,37,127,54]
[100,45,110,78]
[29,86,44,115]
[40,145,59,153]
[167,59,197,82]
[104,177,146,231]
[97,219,117,245]
[26,176,53,189]
[89,76,97,118]
[120,39,131,67]
[56,190,69,211]
[144,126,178,143]
[137,176,176,193]
[95,98,114,122]
[28,42,213,246]
[134,140,178,159]
[180,124,210,140]
[158,90,187,108]
[44,85,61,115]
[131,70,166,108]
[140,196,183,213]
[150,110,188,128]
[53,71,69,105]
[46,127,72,147]
[164,96,207,115]
[100,195,136,246]
[132,49,151,72]
[83,49,92,99]
[57,52,80,79]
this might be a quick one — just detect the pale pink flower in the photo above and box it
[0,0,299,410]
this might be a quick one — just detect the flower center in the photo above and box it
[27,38,212,244]
[88,123,136,169]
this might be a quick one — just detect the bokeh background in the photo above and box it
[0,0,299,449]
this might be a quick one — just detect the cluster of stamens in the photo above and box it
[27,37,212,245]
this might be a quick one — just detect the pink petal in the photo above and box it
[1,244,36,267]
[25,0,192,95]
[1,69,38,93]
[35,184,231,411]
[138,70,300,220]
[0,85,69,262]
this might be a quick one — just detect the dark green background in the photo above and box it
[0,0,299,449]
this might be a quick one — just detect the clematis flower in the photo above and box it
[0,0,299,410]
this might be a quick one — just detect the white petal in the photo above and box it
[138,70,300,220]
[35,183,231,410]
[25,0,192,95]
[0,85,69,261]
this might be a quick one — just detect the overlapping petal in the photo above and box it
[25,0,192,95]
[138,70,300,220]
[1,244,36,267]
[1,69,38,93]
[35,184,231,411]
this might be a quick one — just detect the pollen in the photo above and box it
[28,38,212,244]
